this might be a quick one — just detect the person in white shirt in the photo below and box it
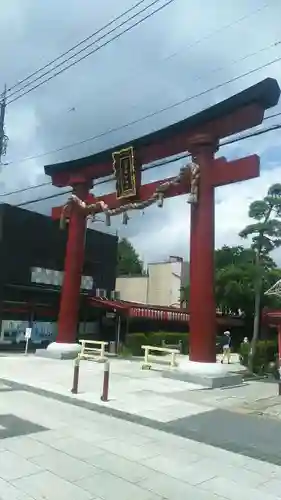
[221,330,231,364]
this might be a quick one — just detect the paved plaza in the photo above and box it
[0,355,281,499]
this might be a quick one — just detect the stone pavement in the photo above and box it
[1,381,281,499]
[0,354,275,421]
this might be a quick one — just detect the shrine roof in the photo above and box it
[45,77,280,177]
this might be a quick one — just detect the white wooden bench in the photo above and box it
[161,339,183,353]
[79,340,108,362]
[141,345,180,370]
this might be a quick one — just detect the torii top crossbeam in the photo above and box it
[45,78,280,187]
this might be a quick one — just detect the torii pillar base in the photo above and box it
[162,360,243,388]
[36,342,81,360]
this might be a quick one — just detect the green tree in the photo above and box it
[239,183,281,371]
[181,244,281,317]
[215,245,278,316]
[117,238,143,276]
[181,246,258,312]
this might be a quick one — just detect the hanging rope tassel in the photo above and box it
[187,163,200,204]
[157,192,164,207]
[59,205,68,230]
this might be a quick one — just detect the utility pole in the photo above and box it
[0,85,8,165]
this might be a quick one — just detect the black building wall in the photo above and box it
[0,203,117,291]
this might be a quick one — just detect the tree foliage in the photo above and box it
[215,246,281,316]
[240,184,281,253]
[239,184,281,371]
[117,238,143,276]
[180,244,281,316]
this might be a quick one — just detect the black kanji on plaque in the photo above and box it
[112,146,138,200]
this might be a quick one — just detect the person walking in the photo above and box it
[221,330,231,364]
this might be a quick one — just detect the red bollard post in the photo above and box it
[101,360,110,402]
[71,357,80,394]
[278,357,281,396]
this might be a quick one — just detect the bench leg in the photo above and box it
[144,348,149,365]
[100,344,105,360]
[170,352,176,368]
[141,349,151,370]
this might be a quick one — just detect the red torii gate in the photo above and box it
[45,78,280,362]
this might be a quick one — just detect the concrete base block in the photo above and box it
[35,342,81,360]
[162,359,243,388]
[162,369,243,388]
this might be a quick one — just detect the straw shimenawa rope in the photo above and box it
[60,162,200,229]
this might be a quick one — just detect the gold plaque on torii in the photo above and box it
[112,146,137,200]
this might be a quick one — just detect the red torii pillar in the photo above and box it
[43,78,280,360]
[188,134,218,363]
[56,181,92,344]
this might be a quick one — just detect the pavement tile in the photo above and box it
[0,450,42,481]
[0,435,54,458]
[30,448,101,482]
[29,428,74,443]
[141,455,215,485]
[48,436,108,460]
[96,437,161,461]
[242,455,281,480]
[199,476,281,500]
[259,478,281,497]
[84,451,153,482]
[12,470,94,500]
[0,477,34,500]
[136,469,221,500]
[76,470,164,500]
[191,457,266,488]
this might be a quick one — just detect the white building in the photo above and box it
[116,257,189,307]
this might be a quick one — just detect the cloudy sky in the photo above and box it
[0,0,281,264]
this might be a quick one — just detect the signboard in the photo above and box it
[31,268,93,290]
[0,321,101,345]
[0,321,58,345]
[25,328,32,340]
[112,146,138,200]
[106,312,116,319]
[24,327,32,355]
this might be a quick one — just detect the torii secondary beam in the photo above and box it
[51,155,260,221]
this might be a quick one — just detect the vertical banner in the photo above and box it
[112,146,138,200]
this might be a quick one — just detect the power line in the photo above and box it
[6,36,280,162]
[7,0,275,106]
[5,49,281,168]
[7,0,176,105]
[74,37,281,118]
[160,1,273,64]
[6,0,163,101]
[6,0,147,94]
[14,121,281,208]
[1,3,277,169]
[6,0,271,103]
[0,180,51,197]
[2,41,280,200]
